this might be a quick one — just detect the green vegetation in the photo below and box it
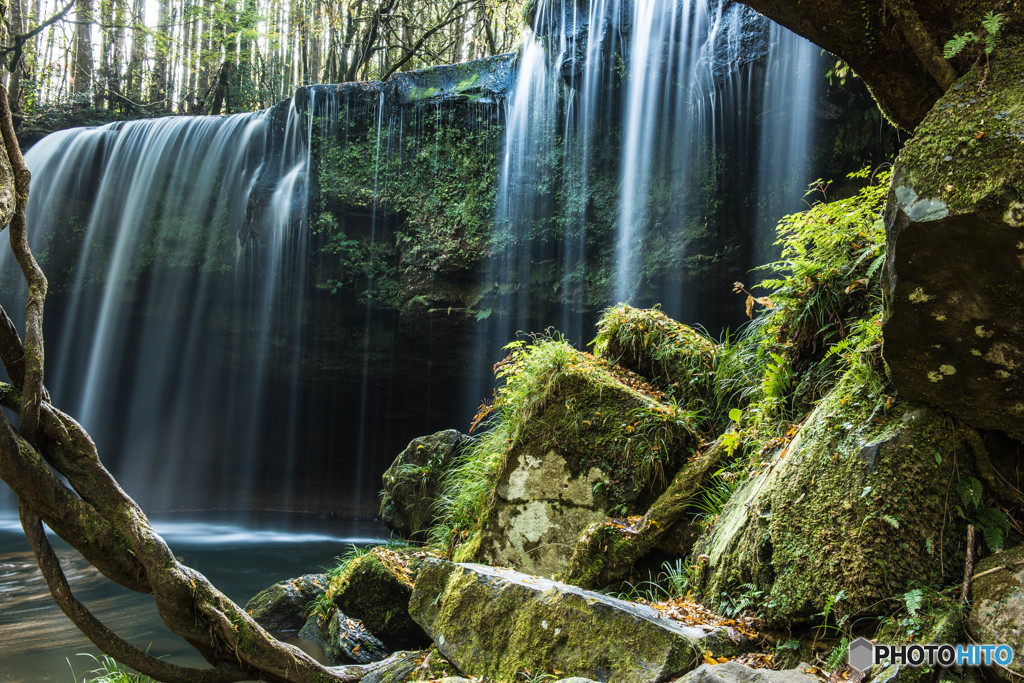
[716,167,890,447]
[312,100,501,309]
[593,304,721,431]
[943,11,1005,58]
[70,654,154,683]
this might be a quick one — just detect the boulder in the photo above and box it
[380,430,473,539]
[967,544,1024,681]
[459,344,695,576]
[328,549,431,649]
[299,611,389,665]
[677,662,819,683]
[593,305,721,419]
[693,390,972,625]
[409,559,742,682]
[244,573,328,631]
[882,40,1024,443]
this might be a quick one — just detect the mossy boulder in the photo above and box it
[594,305,721,420]
[966,544,1024,681]
[380,430,473,539]
[460,342,697,575]
[882,39,1024,443]
[408,559,741,682]
[328,550,431,649]
[563,435,733,589]
[693,389,972,626]
[244,573,328,631]
[299,611,390,665]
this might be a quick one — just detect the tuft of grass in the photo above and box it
[307,540,410,620]
[427,418,508,555]
[69,654,154,683]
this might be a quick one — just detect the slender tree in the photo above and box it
[72,0,94,96]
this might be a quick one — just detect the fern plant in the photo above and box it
[954,475,1010,551]
[944,11,1005,58]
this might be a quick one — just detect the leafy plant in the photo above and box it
[718,582,764,618]
[69,653,155,683]
[953,476,1010,551]
[943,12,1005,58]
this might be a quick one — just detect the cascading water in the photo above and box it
[0,101,317,512]
[480,0,822,361]
[0,2,822,514]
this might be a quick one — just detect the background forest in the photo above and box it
[2,0,525,119]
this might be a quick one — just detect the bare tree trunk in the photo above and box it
[150,0,172,108]
[110,0,128,110]
[7,0,26,115]
[125,0,147,104]
[73,0,95,97]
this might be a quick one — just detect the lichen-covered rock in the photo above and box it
[563,435,732,589]
[244,573,328,631]
[693,391,972,626]
[677,662,819,683]
[593,305,721,419]
[409,559,741,682]
[381,430,473,539]
[966,544,1024,681]
[329,550,430,649]
[459,342,696,576]
[882,39,1024,443]
[299,611,390,665]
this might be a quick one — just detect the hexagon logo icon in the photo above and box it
[848,637,875,671]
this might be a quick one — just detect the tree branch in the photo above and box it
[0,84,46,440]
[19,504,249,683]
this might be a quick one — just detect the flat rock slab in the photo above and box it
[409,559,739,682]
[678,662,820,683]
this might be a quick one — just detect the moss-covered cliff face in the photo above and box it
[300,59,511,319]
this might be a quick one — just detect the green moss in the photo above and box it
[593,304,721,430]
[325,551,425,647]
[897,39,1024,212]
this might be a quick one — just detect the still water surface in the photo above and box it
[0,512,390,681]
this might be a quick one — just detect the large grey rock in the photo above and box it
[967,544,1024,681]
[882,42,1024,443]
[409,558,741,682]
[244,573,328,631]
[457,345,693,576]
[678,662,819,683]
[299,611,389,666]
[380,430,473,539]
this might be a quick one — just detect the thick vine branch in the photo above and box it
[0,84,45,440]
[890,0,958,90]
[18,504,248,683]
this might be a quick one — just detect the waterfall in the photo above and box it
[0,7,822,513]
[0,103,318,512]
[485,0,821,344]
